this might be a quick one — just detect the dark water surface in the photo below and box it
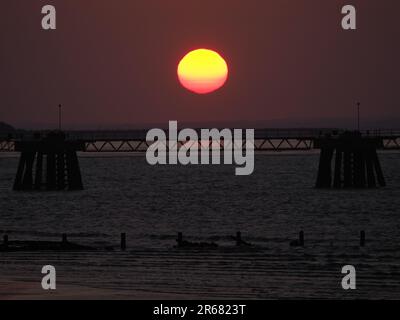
[1,152,400,299]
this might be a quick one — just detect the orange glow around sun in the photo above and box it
[177,49,228,94]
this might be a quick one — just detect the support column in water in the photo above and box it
[13,131,85,191]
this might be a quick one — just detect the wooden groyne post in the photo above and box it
[177,232,183,246]
[290,231,304,247]
[236,231,242,246]
[3,235,8,247]
[121,233,126,251]
[360,230,366,247]
[13,131,85,191]
[315,131,386,189]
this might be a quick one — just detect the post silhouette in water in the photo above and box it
[121,233,126,251]
[290,231,304,247]
[360,230,366,247]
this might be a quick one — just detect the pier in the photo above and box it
[1,128,399,191]
[1,129,400,152]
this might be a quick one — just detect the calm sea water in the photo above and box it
[0,152,400,299]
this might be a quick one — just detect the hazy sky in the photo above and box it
[1,0,399,129]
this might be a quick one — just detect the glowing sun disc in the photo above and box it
[177,49,228,94]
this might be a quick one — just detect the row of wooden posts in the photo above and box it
[2,231,368,250]
[132,231,367,249]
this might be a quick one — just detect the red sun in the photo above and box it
[177,49,229,94]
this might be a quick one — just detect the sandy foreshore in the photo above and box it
[0,279,191,300]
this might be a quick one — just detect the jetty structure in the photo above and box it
[13,131,85,191]
[315,131,386,188]
[1,128,399,191]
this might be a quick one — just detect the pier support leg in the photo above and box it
[12,132,85,192]
[34,152,43,190]
[372,150,386,187]
[316,148,333,188]
[333,149,342,188]
[22,152,35,190]
[66,151,83,190]
[365,150,376,188]
[46,153,57,190]
[315,133,386,189]
[359,150,367,188]
[13,153,27,191]
[353,150,365,188]
[56,153,66,190]
[343,150,352,188]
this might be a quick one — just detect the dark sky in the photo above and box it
[1,0,399,129]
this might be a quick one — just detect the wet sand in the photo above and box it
[0,278,191,300]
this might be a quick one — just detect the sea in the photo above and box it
[0,151,400,299]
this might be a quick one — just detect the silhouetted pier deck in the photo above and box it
[1,129,400,152]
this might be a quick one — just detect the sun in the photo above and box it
[177,49,228,94]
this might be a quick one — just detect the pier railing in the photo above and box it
[1,129,400,152]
